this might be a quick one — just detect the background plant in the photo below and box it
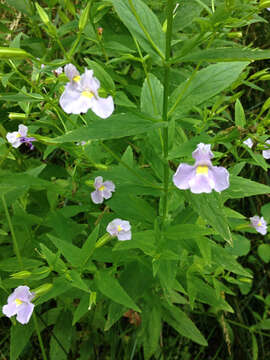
[0,0,270,359]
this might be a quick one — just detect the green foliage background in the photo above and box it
[0,0,270,359]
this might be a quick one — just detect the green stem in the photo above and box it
[33,313,48,360]
[161,0,174,225]
[2,195,23,269]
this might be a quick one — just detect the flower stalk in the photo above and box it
[161,0,174,226]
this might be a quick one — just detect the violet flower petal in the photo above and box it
[118,230,132,241]
[91,96,114,119]
[173,163,196,190]
[16,303,34,324]
[189,174,213,194]
[94,176,104,189]
[64,64,80,81]
[91,190,104,204]
[210,166,230,192]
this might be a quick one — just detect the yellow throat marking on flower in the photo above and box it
[98,185,105,191]
[16,133,21,138]
[258,221,262,227]
[82,91,94,99]
[196,165,209,175]
[117,225,123,232]
[73,75,81,82]
[15,299,23,306]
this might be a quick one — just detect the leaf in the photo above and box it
[177,48,270,63]
[48,234,82,267]
[172,0,204,32]
[80,225,100,267]
[143,304,162,360]
[222,175,270,200]
[104,302,127,331]
[111,0,165,60]
[35,277,72,306]
[165,224,214,240]
[258,244,270,263]
[0,93,44,102]
[52,113,164,143]
[96,271,140,312]
[10,320,34,360]
[50,310,72,360]
[72,294,90,325]
[141,73,163,118]
[0,47,32,59]
[225,234,250,257]
[115,91,136,108]
[163,303,207,346]
[235,99,246,127]
[169,62,249,115]
[185,192,232,245]
[5,0,31,15]
[252,333,258,360]
[255,319,270,330]
[108,193,156,225]
[84,58,115,91]
[68,270,90,292]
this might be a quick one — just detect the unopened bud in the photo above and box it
[10,270,31,279]
[88,291,96,310]
[259,74,270,81]
[8,113,27,120]
[97,27,103,36]
[35,3,50,25]
[32,283,53,296]
[227,32,242,39]
[259,0,270,9]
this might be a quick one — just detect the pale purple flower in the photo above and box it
[6,124,36,150]
[76,141,86,146]
[106,219,131,240]
[2,286,35,324]
[91,176,115,204]
[53,66,63,76]
[243,138,253,149]
[250,216,267,235]
[59,64,114,118]
[262,139,270,159]
[173,143,230,194]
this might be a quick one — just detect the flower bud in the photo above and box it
[10,270,31,279]
[32,283,53,296]
[8,113,27,120]
[88,292,96,310]
[35,3,50,25]
[259,0,270,9]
